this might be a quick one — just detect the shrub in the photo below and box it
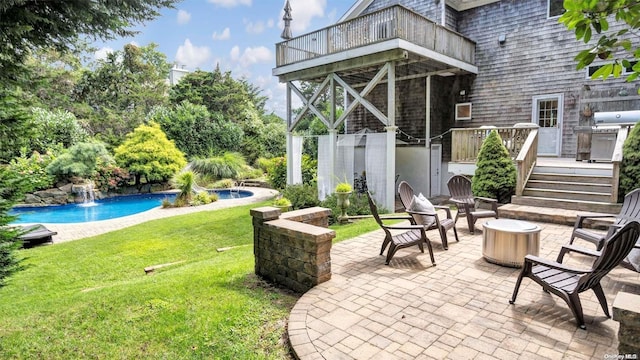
[46,142,113,180]
[29,107,88,153]
[266,155,317,190]
[190,152,247,180]
[211,179,235,189]
[192,191,213,205]
[0,167,28,286]
[619,122,640,199]
[254,157,272,173]
[281,184,320,210]
[472,130,516,203]
[173,171,195,204]
[114,122,187,185]
[94,164,131,192]
[273,197,292,207]
[8,151,56,193]
[335,182,352,193]
[321,192,376,225]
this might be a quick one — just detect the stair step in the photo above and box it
[533,165,612,177]
[525,180,612,193]
[528,173,612,185]
[522,188,612,202]
[498,203,616,228]
[511,195,621,213]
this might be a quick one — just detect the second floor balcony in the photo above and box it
[274,5,476,80]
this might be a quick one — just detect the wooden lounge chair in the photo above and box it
[397,181,458,250]
[366,191,435,266]
[509,221,640,329]
[446,175,498,234]
[18,224,57,248]
[569,188,640,251]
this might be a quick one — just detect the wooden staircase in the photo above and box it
[508,158,622,214]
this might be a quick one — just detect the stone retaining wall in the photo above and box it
[613,292,640,357]
[251,206,335,293]
[20,182,170,206]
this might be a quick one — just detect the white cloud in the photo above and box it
[177,9,191,25]
[175,39,212,69]
[279,0,326,34]
[94,47,114,61]
[212,27,231,40]
[229,45,273,68]
[267,19,275,28]
[208,0,251,8]
[244,19,266,34]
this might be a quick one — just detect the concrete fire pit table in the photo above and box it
[482,219,541,267]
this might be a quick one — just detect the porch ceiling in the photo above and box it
[273,39,477,84]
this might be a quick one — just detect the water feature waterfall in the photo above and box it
[80,183,97,207]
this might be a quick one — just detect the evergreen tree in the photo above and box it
[472,130,516,203]
[619,122,640,198]
[0,167,27,287]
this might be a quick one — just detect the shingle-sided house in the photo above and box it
[273,0,640,211]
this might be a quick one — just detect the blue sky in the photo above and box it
[93,0,353,118]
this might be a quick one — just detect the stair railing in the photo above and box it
[515,129,538,196]
[611,125,631,202]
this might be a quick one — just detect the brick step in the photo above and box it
[511,195,622,214]
[525,180,612,193]
[498,203,615,229]
[528,173,612,185]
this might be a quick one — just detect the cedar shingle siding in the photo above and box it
[352,0,640,157]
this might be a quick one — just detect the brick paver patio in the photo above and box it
[288,221,640,359]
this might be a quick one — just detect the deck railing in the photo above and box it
[515,130,538,196]
[450,127,534,163]
[611,125,632,202]
[275,5,475,67]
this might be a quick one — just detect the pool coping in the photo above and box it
[32,187,278,243]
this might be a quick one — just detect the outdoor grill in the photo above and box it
[576,110,640,162]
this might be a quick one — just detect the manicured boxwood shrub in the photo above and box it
[620,122,640,199]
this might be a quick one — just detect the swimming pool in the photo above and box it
[10,190,253,224]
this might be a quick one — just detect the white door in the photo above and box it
[532,94,563,156]
[430,144,442,196]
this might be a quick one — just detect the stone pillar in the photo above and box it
[251,206,335,293]
[612,292,640,357]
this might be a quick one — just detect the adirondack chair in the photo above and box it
[366,191,435,266]
[569,188,640,251]
[509,221,640,329]
[446,175,498,234]
[397,181,458,250]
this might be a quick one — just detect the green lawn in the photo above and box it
[0,202,383,359]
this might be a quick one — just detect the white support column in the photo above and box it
[385,62,396,211]
[328,129,338,192]
[286,83,294,185]
[425,75,432,196]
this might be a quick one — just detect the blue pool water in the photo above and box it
[10,190,253,224]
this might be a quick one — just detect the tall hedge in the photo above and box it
[472,129,516,203]
[619,122,640,199]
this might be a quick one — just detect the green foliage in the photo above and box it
[472,130,516,203]
[29,107,88,153]
[46,142,113,179]
[281,184,320,210]
[74,44,171,146]
[7,151,56,193]
[93,164,131,192]
[239,109,286,164]
[321,193,377,225]
[209,179,235,189]
[335,182,353,193]
[192,191,214,205]
[190,152,247,180]
[0,0,178,84]
[273,197,292,207]
[0,167,27,287]
[149,102,244,158]
[619,122,640,197]
[560,0,640,87]
[114,122,186,185]
[266,156,317,190]
[173,171,195,204]
[0,88,33,163]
